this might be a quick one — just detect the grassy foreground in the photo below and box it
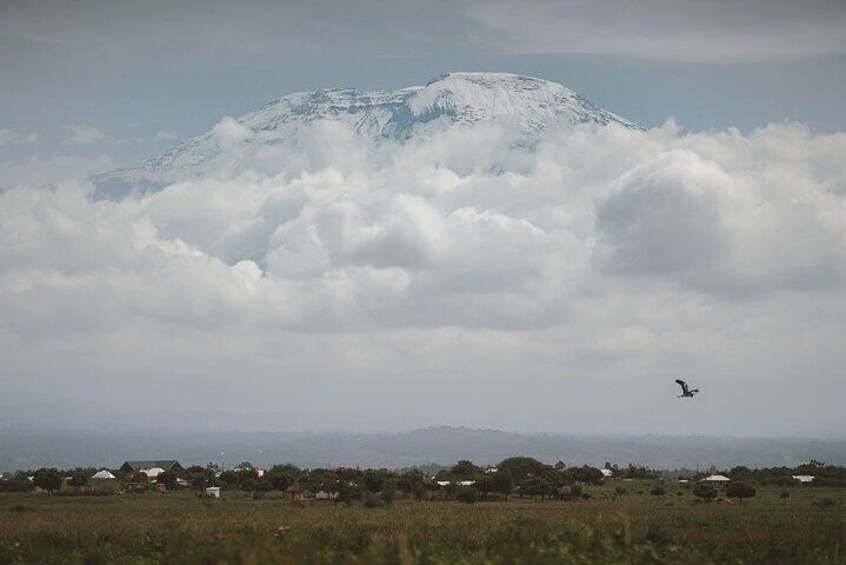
[1,483,844,564]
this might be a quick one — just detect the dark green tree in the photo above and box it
[157,471,179,491]
[450,460,481,480]
[266,466,296,491]
[456,486,479,504]
[491,471,514,501]
[184,465,216,491]
[363,470,386,493]
[33,468,62,495]
[568,465,605,485]
[67,473,89,488]
[0,475,34,493]
[497,457,551,483]
[397,470,425,499]
[475,475,494,500]
[693,484,717,503]
[725,482,756,503]
[380,480,397,505]
[522,477,554,501]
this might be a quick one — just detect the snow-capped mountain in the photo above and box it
[92,73,641,198]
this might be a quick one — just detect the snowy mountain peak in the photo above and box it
[408,72,620,128]
[92,73,641,198]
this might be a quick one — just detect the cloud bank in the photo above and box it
[2,119,845,435]
[470,0,846,63]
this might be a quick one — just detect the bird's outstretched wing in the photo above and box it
[675,379,688,394]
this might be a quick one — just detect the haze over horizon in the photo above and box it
[2,1,845,440]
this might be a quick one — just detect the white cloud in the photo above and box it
[0,153,114,187]
[212,116,253,148]
[63,125,108,145]
[0,128,38,146]
[155,130,179,141]
[2,118,846,434]
[469,0,846,63]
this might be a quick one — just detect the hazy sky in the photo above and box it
[1,0,845,437]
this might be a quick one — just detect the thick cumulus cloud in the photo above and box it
[3,120,845,331]
[2,120,846,434]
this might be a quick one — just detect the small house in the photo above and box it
[792,475,815,484]
[701,474,731,482]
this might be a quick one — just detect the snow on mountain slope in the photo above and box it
[91,73,641,198]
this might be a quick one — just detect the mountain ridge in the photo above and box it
[3,426,844,471]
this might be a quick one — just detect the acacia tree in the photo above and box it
[522,477,554,502]
[33,468,62,495]
[450,460,481,480]
[726,482,756,503]
[693,484,717,503]
[157,471,179,491]
[491,471,514,501]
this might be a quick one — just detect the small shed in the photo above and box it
[701,474,731,482]
[600,469,614,479]
[205,487,221,498]
[792,475,815,484]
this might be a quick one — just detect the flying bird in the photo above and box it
[675,379,699,398]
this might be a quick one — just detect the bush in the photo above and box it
[380,481,396,506]
[813,497,838,509]
[650,485,666,496]
[693,484,717,502]
[363,492,382,508]
[725,482,756,502]
[456,486,480,504]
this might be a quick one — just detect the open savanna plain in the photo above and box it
[1,482,844,565]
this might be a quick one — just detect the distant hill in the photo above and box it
[2,426,845,471]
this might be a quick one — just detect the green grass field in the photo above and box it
[1,482,844,564]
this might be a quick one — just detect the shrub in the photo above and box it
[363,492,382,508]
[456,486,480,504]
[650,485,666,496]
[693,484,717,503]
[380,481,396,506]
[813,497,838,509]
[725,482,756,503]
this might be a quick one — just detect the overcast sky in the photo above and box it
[1,0,845,437]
